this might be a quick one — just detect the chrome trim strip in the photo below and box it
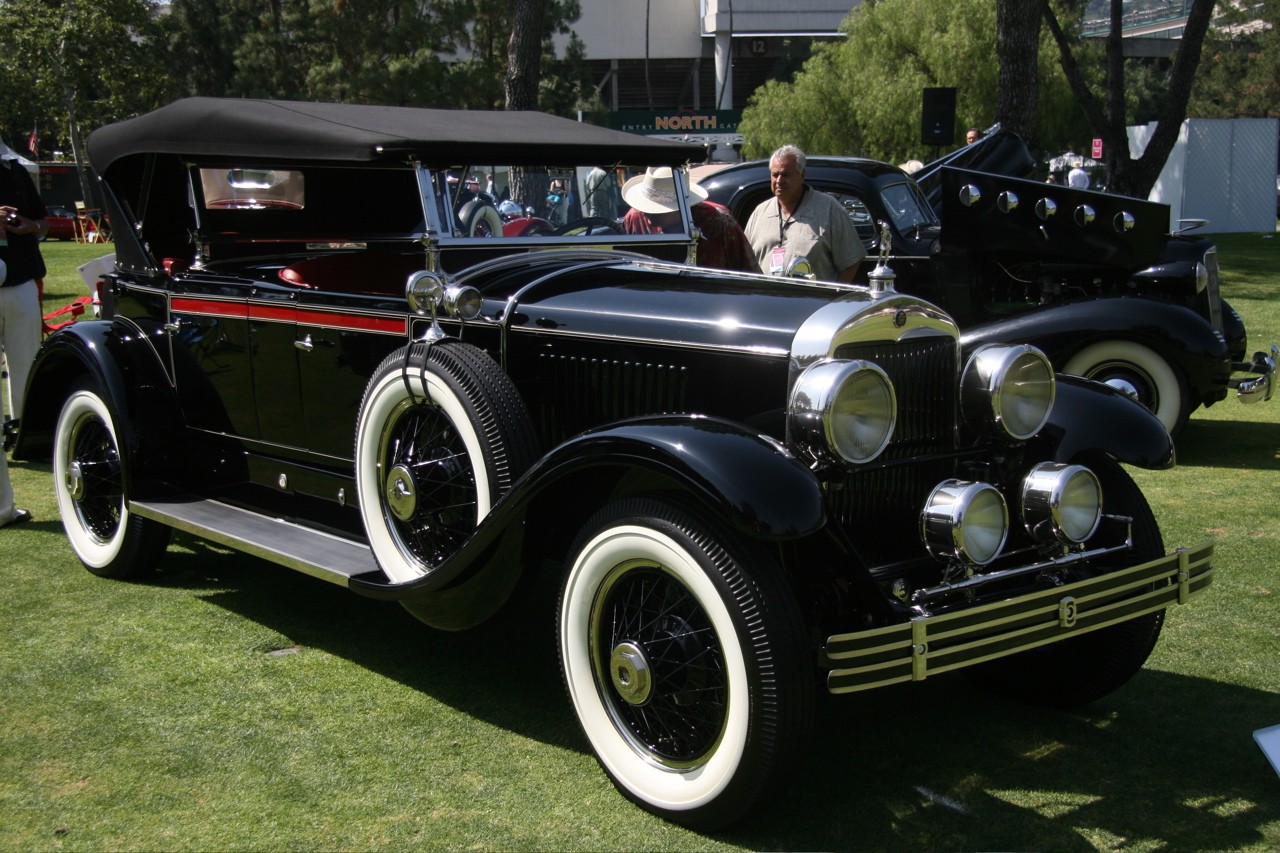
[506,322,792,357]
[824,541,1213,694]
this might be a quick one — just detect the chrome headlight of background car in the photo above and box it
[1021,462,1102,545]
[961,344,1055,440]
[921,480,1009,566]
[788,359,896,465]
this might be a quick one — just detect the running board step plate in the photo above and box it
[130,497,379,585]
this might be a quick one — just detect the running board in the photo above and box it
[130,497,380,586]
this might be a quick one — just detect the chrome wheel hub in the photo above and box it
[385,463,417,522]
[610,641,653,706]
[66,460,86,502]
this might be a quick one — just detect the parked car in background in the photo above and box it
[16,99,1214,830]
[42,205,77,241]
[697,133,1276,437]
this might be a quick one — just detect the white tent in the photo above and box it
[1129,117,1278,233]
[0,136,39,177]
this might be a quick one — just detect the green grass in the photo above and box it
[2,237,1278,851]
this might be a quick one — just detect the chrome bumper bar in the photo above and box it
[1230,344,1278,403]
[824,541,1213,694]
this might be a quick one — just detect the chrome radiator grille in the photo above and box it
[1204,246,1222,332]
[828,336,959,567]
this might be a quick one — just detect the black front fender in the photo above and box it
[352,415,827,601]
[961,297,1229,402]
[1031,374,1175,469]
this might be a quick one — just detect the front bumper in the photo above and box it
[1231,344,1278,404]
[823,541,1213,694]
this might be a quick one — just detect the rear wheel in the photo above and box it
[53,380,170,578]
[558,498,813,830]
[963,454,1166,707]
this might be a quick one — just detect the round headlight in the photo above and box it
[1021,462,1102,544]
[788,359,896,465]
[921,480,1008,566]
[962,344,1055,440]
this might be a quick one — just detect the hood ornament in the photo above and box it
[868,221,897,296]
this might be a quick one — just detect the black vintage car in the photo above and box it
[696,134,1277,437]
[16,99,1213,830]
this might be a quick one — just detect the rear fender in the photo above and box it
[1031,374,1174,469]
[13,319,176,467]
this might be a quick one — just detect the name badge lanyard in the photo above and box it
[770,194,798,273]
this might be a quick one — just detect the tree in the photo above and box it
[1189,0,1280,118]
[505,0,547,111]
[1042,0,1217,198]
[995,0,1043,149]
[0,0,172,198]
[738,0,1084,165]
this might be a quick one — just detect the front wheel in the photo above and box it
[53,380,170,578]
[1064,340,1190,437]
[558,499,813,830]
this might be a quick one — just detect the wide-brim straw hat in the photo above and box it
[621,166,707,215]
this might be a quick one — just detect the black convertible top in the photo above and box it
[88,97,699,171]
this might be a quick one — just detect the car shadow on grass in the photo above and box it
[149,533,1280,851]
[1175,414,1280,470]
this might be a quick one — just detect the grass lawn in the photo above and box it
[1,237,1278,852]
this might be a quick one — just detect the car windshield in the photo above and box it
[429,163,694,243]
[191,160,697,252]
[879,181,937,234]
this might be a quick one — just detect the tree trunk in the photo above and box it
[504,0,545,111]
[505,0,546,209]
[995,0,1042,153]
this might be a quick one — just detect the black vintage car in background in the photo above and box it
[16,99,1213,830]
[696,133,1276,437]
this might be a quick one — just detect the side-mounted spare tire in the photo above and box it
[354,342,538,609]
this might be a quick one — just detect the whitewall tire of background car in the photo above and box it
[1064,340,1188,436]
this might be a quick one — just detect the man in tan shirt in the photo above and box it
[744,144,863,283]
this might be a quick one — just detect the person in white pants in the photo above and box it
[1,136,49,529]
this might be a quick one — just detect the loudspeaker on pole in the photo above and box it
[921,87,957,147]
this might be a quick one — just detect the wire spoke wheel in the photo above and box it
[593,564,727,767]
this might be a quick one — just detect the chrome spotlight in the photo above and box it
[1021,462,1102,545]
[921,480,1008,566]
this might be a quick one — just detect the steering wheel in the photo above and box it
[551,217,621,237]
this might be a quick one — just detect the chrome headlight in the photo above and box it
[962,344,1055,440]
[921,480,1008,566]
[788,359,896,465]
[1021,462,1102,545]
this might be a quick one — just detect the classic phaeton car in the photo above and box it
[696,133,1276,437]
[16,98,1213,830]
